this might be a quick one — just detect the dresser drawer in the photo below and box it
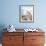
[32,44,44,46]
[3,36,23,46]
[3,35,23,44]
[24,32,44,36]
[3,44,15,46]
[3,43,23,46]
[3,32,23,36]
[32,36,45,44]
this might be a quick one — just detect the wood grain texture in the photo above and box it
[24,32,45,46]
[2,32,24,46]
[2,32,45,46]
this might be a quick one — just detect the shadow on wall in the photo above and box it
[0,24,7,43]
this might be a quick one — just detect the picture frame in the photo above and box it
[19,5,34,23]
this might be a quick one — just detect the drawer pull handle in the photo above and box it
[9,38,13,40]
[32,39,36,40]
[9,38,12,40]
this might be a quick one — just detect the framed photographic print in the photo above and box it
[19,5,34,23]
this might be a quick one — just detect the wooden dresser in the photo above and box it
[2,31,45,46]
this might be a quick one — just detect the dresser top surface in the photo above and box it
[3,29,45,32]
